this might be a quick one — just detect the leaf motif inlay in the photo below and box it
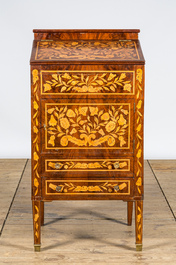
[34,204,40,239]
[36,41,139,61]
[135,69,143,195]
[47,160,129,171]
[46,104,129,148]
[32,69,40,196]
[48,181,128,194]
[42,72,134,94]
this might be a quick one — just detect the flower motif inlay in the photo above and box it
[46,104,130,148]
[41,71,134,94]
[36,40,139,61]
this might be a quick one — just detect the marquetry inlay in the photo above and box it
[45,159,130,172]
[35,40,140,61]
[31,29,145,251]
[45,103,131,149]
[45,180,130,195]
[41,70,135,95]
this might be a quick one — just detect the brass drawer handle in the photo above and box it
[55,163,61,169]
[114,185,119,191]
[49,183,63,192]
[114,183,127,191]
[114,162,120,169]
[56,185,62,192]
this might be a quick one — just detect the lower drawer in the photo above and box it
[42,178,134,200]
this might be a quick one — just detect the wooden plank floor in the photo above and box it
[0,160,176,264]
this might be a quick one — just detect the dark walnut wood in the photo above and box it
[30,29,145,252]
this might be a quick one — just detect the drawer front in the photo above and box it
[41,100,134,154]
[42,179,133,198]
[41,70,135,95]
[45,158,130,172]
[41,157,133,177]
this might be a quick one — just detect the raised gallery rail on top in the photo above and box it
[33,29,140,41]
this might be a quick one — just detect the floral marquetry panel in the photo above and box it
[41,71,135,95]
[44,103,132,150]
[34,40,141,62]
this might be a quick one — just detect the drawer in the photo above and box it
[42,178,134,199]
[42,157,133,176]
[41,99,134,154]
[40,70,135,96]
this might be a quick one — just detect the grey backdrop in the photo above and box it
[0,0,176,158]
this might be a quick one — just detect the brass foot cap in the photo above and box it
[34,245,41,252]
[136,244,142,251]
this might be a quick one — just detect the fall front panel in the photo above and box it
[40,99,134,155]
[33,40,141,62]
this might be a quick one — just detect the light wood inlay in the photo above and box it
[40,70,135,95]
[35,40,140,61]
[45,159,130,172]
[45,180,131,195]
[45,103,131,150]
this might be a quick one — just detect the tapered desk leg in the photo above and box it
[32,200,41,252]
[41,201,44,226]
[127,201,133,226]
[135,200,143,251]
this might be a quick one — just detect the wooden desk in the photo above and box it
[30,29,145,251]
